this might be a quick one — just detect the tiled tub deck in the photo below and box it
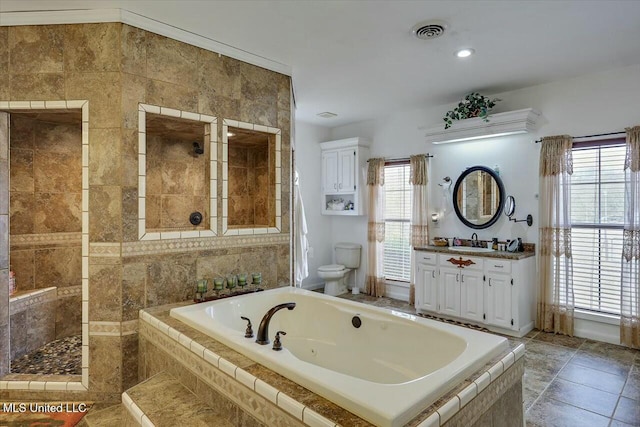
[135,303,525,427]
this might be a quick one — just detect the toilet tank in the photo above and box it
[335,242,362,268]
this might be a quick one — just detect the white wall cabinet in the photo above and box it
[320,138,369,215]
[414,249,535,337]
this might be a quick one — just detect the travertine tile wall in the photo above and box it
[228,144,272,227]
[9,115,83,340]
[145,133,208,231]
[9,288,57,360]
[0,22,291,397]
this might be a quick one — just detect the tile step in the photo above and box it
[121,371,234,427]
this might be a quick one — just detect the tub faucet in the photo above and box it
[471,233,479,247]
[255,302,296,345]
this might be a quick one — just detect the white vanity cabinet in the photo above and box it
[320,138,369,215]
[414,249,536,337]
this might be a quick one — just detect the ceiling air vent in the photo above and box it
[412,20,448,40]
[317,112,338,119]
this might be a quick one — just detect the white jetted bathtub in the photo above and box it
[170,287,508,427]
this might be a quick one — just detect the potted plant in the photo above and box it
[443,92,501,129]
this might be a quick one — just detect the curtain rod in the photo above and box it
[367,153,433,162]
[534,131,626,143]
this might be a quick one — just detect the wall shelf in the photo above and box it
[423,108,542,144]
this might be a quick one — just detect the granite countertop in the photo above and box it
[414,245,536,260]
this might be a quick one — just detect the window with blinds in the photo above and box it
[384,163,412,282]
[570,141,626,315]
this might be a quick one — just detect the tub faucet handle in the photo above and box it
[241,316,254,338]
[272,331,286,351]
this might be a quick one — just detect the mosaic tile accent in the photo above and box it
[122,233,289,257]
[9,286,56,315]
[137,104,217,241]
[89,242,121,257]
[221,119,282,236]
[10,232,81,247]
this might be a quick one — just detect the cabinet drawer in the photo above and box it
[486,259,512,274]
[441,255,483,270]
[415,251,437,265]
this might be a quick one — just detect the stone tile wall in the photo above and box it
[9,288,57,360]
[9,115,82,340]
[228,144,271,227]
[0,22,291,396]
[0,111,9,377]
[145,133,208,231]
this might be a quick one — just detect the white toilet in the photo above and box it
[318,242,362,296]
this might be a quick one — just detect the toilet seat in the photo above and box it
[318,264,346,272]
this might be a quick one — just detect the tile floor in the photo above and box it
[339,292,640,427]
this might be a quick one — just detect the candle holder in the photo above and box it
[196,279,208,294]
[251,272,262,289]
[237,273,248,289]
[213,277,224,296]
[226,275,237,293]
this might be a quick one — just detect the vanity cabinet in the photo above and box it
[414,249,535,337]
[320,138,369,215]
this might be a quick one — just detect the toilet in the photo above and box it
[318,242,362,296]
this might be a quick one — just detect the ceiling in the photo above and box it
[3,1,640,127]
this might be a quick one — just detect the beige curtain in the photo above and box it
[365,158,386,297]
[409,155,429,305]
[537,135,575,335]
[621,126,640,348]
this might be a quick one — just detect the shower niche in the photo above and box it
[138,104,217,240]
[222,119,282,235]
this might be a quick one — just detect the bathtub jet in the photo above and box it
[255,302,296,345]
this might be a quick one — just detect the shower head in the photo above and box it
[193,142,204,155]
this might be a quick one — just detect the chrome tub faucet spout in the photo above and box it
[255,302,296,345]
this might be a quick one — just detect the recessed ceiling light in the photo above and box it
[317,112,338,119]
[455,48,475,58]
[227,132,235,137]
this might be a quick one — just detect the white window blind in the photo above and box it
[570,142,626,315]
[384,163,412,282]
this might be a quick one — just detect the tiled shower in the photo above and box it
[8,113,83,374]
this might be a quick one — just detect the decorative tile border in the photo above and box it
[9,287,57,315]
[89,320,139,337]
[137,104,217,241]
[89,243,121,257]
[10,232,82,247]
[221,119,282,236]
[122,233,289,257]
[139,313,322,427]
[57,285,82,299]
[0,99,90,392]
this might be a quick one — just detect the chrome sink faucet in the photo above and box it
[471,232,479,247]
[255,302,296,345]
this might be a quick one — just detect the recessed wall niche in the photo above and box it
[222,119,281,236]
[138,104,217,240]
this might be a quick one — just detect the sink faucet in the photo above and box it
[471,232,478,247]
[255,302,296,345]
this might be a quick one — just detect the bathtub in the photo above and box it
[170,287,508,427]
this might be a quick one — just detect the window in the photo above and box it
[571,140,626,315]
[383,163,412,282]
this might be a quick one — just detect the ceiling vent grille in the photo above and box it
[412,20,448,40]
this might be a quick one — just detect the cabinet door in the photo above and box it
[322,151,338,193]
[439,267,461,316]
[485,272,513,329]
[337,149,355,193]
[415,263,438,312]
[460,271,484,323]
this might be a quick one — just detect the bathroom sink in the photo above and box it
[448,247,495,253]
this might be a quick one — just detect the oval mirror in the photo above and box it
[504,195,516,218]
[453,166,505,229]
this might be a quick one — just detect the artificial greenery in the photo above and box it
[443,92,501,129]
